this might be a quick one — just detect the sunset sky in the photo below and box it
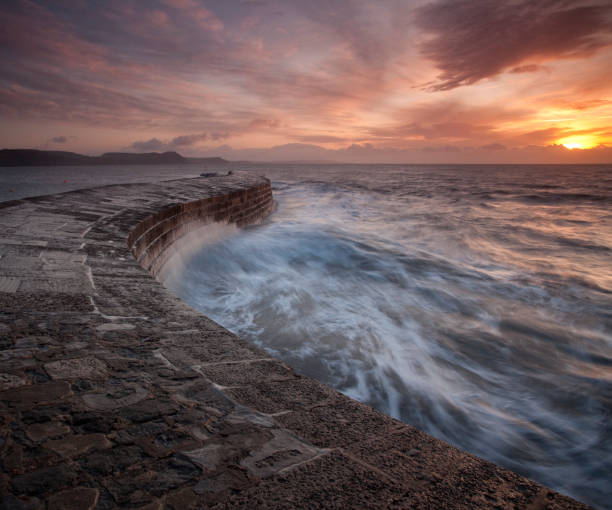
[1,0,611,163]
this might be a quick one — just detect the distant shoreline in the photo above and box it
[0,149,228,167]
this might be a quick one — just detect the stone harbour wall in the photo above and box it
[0,173,591,509]
[128,181,273,275]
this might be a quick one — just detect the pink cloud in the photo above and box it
[0,1,610,163]
[149,10,170,26]
[160,0,223,31]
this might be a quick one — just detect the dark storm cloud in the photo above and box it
[416,0,612,90]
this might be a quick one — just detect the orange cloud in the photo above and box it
[0,1,610,162]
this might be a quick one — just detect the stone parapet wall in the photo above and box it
[128,181,273,275]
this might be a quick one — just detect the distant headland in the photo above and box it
[0,149,229,167]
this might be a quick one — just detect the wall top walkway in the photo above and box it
[0,173,590,509]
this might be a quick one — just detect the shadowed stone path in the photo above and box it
[0,173,591,509]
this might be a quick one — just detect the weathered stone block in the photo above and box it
[82,386,148,410]
[240,429,325,478]
[25,422,71,442]
[46,487,99,510]
[195,359,294,387]
[117,398,179,424]
[0,381,72,404]
[0,372,26,391]
[10,465,79,496]
[44,358,108,380]
[44,433,111,459]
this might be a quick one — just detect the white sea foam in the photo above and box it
[159,222,239,288]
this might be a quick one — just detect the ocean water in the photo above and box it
[164,164,612,509]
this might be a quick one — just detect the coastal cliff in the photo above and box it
[0,149,228,167]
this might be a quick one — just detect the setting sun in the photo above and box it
[557,135,600,150]
[564,141,585,149]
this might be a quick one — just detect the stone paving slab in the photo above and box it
[0,277,20,293]
[0,173,592,509]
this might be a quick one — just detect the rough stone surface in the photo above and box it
[25,422,71,442]
[44,357,108,380]
[0,174,591,509]
[0,372,26,390]
[0,381,72,404]
[44,434,111,459]
[46,487,99,510]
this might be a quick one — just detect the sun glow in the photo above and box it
[564,141,585,149]
[556,135,599,150]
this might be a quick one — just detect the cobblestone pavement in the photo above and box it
[0,174,592,509]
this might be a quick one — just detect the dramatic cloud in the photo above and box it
[417,0,612,90]
[0,0,610,161]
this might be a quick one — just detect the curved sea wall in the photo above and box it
[0,173,590,509]
[128,180,273,275]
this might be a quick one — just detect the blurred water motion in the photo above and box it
[166,164,612,509]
